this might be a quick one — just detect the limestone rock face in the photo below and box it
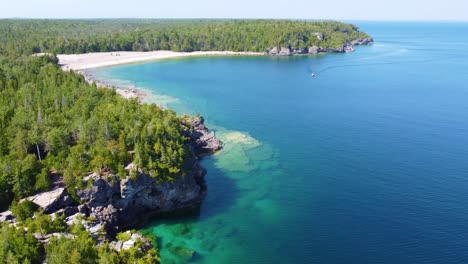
[350,38,374,46]
[0,115,222,240]
[25,187,73,214]
[293,48,307,54]
[279,47,291,56]
[187,116,223,156]
[0,211,14,223]
[71,116,221,231]
[268,46,279,55]
[109,231,152,252]
[308,46,320,54]
[344,44,355,53]
[268,46,292,56]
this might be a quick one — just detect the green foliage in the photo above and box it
[9,200,38,222]
[0,19,370,56]
[116,231,131,241]
[0,55,190,209]
[0,223,42,264]
[26,212,66,235]
[45,226,98,264]
[45,224,159,264]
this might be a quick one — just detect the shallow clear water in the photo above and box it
[91,22,468,264]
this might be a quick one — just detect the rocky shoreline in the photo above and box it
[74,37,373,102]
[1,116,222,230]
[79,69,148,102]
[0,106,222,263]
[266,37,374,56]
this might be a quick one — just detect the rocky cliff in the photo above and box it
[267,37,374,56]
[4,116,222,239]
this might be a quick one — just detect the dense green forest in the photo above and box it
[0,55,191,208]
[0,53,184,263]
[0,19,370,55]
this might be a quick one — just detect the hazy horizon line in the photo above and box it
[1,17,467,22]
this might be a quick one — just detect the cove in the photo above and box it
[90,22,468,264]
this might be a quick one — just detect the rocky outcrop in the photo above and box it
[0,210,14,223]
[350,38,374,46]
[278,47,291,56]
[34,232,75,244]
[66,116,222,234]
[109,231,152,252]
[0,115,222,242]
[308,46,320,54]
[267,37,374,56]
[267,46,279,56]
[185,116,223,156]
[24,187,73,214]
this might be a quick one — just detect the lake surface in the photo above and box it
[91,22,468,264]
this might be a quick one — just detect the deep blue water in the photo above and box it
[91,22,468,264]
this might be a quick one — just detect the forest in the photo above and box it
[0,54,188,263]
[0,19,370,55]
[0,54,191,208]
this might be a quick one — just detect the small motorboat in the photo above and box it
[311,72,316,77]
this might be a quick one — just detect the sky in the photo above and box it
[1,0,467,21]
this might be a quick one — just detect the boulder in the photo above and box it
[344,44,355,53]
[34,232,75,244]
[170,246,196,261]
[0,210,14,223]
[278,47,291,56]
[308,46,320,54]
[268,47,279,55]
[122,239,135,250]
[25,187,73,214]
[109,240,123,252]
[65,212,85,226]
[293,48,307,54]
[109,231,152,252]
[267,46,292,56]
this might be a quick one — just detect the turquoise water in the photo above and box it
[91,22,468,264]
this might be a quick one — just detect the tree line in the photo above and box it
[0,19,370,55]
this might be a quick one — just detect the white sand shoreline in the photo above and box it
[57,50,263,102]
[57,50,264,70]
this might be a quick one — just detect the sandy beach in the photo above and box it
[57,50,264,71]
[57,51,263,101]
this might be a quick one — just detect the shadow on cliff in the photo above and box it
[140,155,239,228]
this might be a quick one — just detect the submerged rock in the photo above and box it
[170,246,196,261]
